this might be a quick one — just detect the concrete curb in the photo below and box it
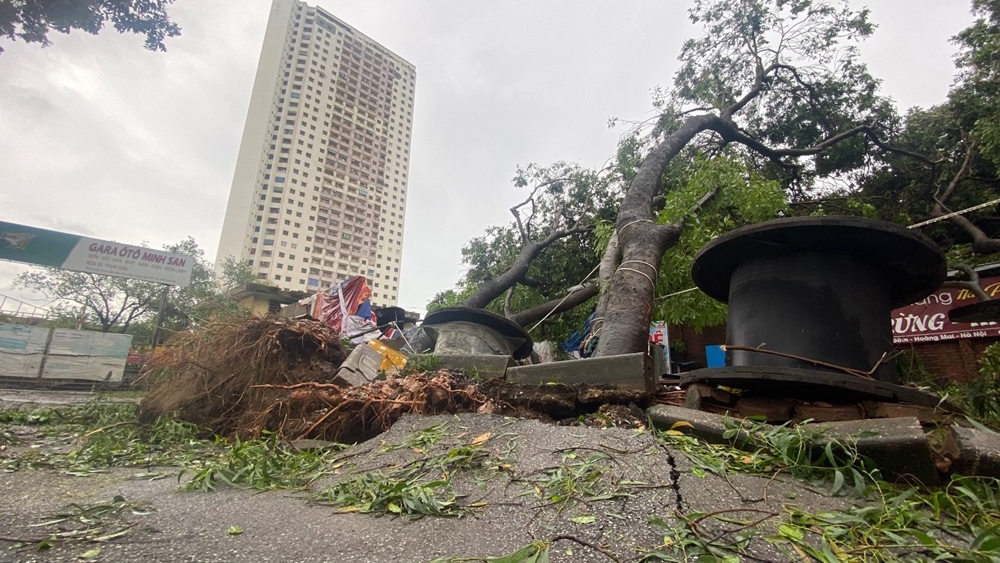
[950,426,1000,478]
[647,404,939,484]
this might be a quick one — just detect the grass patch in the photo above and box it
[400,353,440,376]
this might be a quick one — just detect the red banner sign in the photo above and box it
[892,276,1000,344]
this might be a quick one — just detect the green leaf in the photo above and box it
[831,470,845,495]
[965,416,999,436]
[130,472,167,481]
[973,528,1000,551]
[570,515,596,524]
[907,529,937,547]
[227,526,244,536]
[79,548,101,560]
[778,524,804,542]
[488,542,548,563]
[606,512,627,520]
[648,516,670,529]
[92,529,130,542]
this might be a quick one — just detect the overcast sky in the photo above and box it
[0,0,975,315]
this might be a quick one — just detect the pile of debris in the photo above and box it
[138,313,655,443]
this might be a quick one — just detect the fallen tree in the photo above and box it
[592,0,907,356]
[434,1,923,350]
[137,315,669,442]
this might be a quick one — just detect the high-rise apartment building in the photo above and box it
[216,0,415,307]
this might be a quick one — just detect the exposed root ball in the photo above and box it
[137,316,347,433]
[136,315,666,443]
[240,370,487,444]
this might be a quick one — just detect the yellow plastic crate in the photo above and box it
[367,339,408,372]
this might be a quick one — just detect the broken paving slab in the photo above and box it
[648,403,753,447]
[505,352,655,394]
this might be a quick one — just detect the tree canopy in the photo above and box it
[0,0,181,53]
[826,0,1000,260]
[432,0,999,356]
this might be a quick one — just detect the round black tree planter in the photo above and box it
[691,216,946,383]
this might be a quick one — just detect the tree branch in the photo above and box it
[509,175,572,244]
[947,214,1000,254]
[503,285,516,317]
[725,62,774,117]
[674,187,719,231]
[927,137,1000,254]
[461,224,594,309]
[713,119,869,158]
[508,281,600,327]
[942,264,990,301]
[933,133,976,214]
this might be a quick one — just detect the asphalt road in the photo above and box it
[0,411,854,563]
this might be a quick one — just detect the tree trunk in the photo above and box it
[594,115,715,357]
[508,281,599,327]
[591,230,620,336]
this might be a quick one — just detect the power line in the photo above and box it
[908,196,1000,229]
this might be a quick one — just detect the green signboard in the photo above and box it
[0,221,192,287]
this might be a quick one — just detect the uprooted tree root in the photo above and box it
[137,316,347,434]
[134,315,666,443]
[236,372,655,444]
[239,370,489,443]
